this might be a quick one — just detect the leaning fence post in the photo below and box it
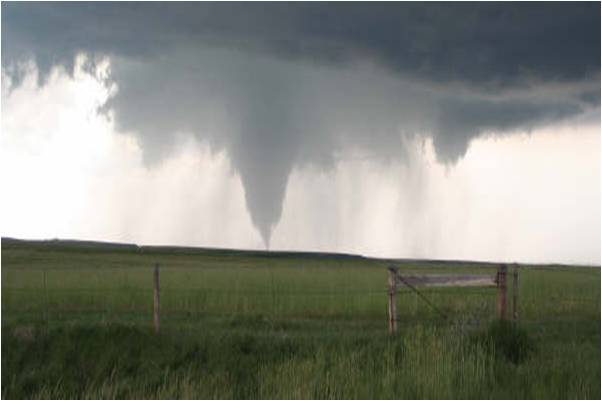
[496,264,508,321]
[513,264,519,324]
[387,267,398,334]
[153,263,160,334]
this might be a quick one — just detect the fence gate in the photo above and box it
[387,264,518,334]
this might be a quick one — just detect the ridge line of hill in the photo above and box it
[1,236,598,268]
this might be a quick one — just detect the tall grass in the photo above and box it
[3,322,599,399]
[1,240,600,398]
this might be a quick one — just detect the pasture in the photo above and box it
[2,238,600,399]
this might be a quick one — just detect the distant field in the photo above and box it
[2,238,600,399]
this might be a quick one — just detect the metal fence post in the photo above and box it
[513,264,519,324]
[153,263,160,334]
[43,269,49,327]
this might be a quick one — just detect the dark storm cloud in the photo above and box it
[2,2,599,246]
[2,2,600,87]
[101,48,433,245]
[433,97,584,162]
[578,90,602,106]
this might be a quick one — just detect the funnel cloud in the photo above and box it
[2,3,600,246]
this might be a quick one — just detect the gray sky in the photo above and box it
[1,3,600,264]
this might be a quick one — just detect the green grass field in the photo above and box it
[2,238,600,399]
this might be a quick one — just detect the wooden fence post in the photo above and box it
[153,263,160,334]
[513,264,519,324]
[496,264,508,321]
[387,267,398,334]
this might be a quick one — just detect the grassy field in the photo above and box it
[2,238,600,399]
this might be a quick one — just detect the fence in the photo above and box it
[2,261,600,334]
[387,264,519,334]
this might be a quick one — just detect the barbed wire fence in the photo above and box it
[2,263,599,333]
